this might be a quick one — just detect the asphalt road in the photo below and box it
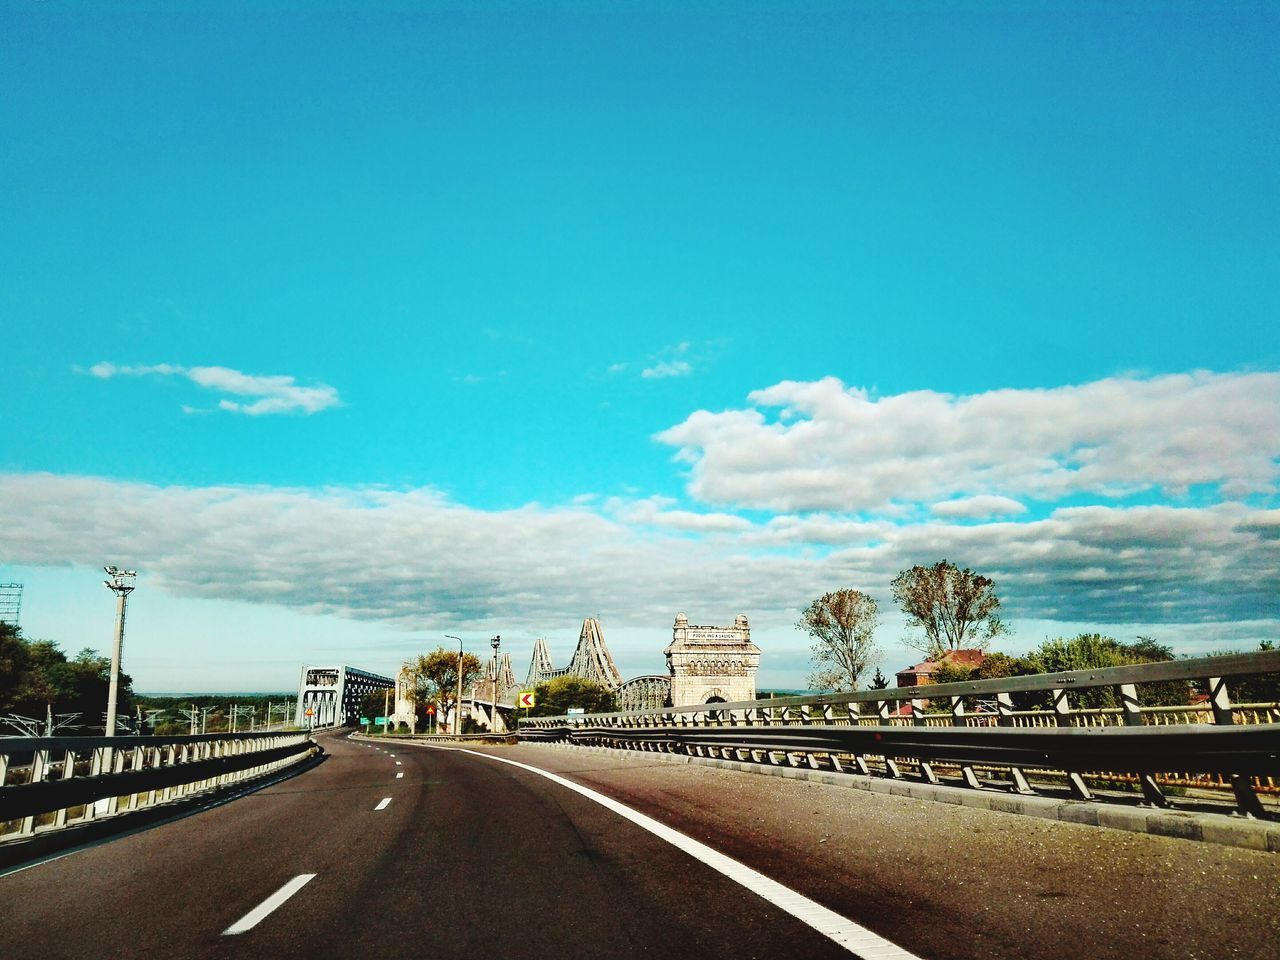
[1,732,1277,960]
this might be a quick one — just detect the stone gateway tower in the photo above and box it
[665,613,761,706]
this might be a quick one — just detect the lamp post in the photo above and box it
[445,636,463,735]
[490,635,501,733]
[102,567,136,739]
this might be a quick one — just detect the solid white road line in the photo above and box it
[445,747,923,960]
[375,797,392,810]
[223,874,316,936]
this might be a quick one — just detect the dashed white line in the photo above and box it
[396,772,404,779]
[395,761,402,765]
[443,747,923,960]
[374,797,392,810]
[223,874,316,935]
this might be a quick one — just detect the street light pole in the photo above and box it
[445,636,463,735]
[102,567,136,739]
[490,635,501,733]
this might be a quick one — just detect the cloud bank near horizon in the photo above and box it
[7,370,1278,665]
[1,477,1275,644]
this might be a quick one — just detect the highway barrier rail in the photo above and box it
[0,730,315,844]
[519,651,1280,817]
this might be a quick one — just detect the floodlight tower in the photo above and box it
[103,566,137,739]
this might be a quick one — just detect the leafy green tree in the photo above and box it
[891,560,1009,658]
[797,588,881,692]
[975,651,1031,680]
[523,676,615,718]
[930,660,978,685]
[404,648,483,721]
[0,624,132,730]
[360,690,390,723]
[1023,633,1181,708]
[868,668,890,690]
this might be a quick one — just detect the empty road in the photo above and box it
[2,731,1276,959]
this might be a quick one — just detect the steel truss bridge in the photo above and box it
[295,665,394,728]
[525,619,672,710]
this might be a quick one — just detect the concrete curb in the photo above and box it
[524,741,1280,854]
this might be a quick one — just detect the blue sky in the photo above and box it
[2,2,1277,693]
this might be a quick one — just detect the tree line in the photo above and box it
[388,648,618,729]
[0,621,133,734]
[798,559,1278,703]
[1,621,298,736]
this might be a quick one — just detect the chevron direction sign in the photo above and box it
[518,690,536,708]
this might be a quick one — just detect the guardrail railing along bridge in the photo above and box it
[520,651,1280,818]
[0,730,316,845]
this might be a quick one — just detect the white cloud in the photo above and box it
[656,372,1280,512]
[1,474,1276,643]
[85,362,339,415]
[607,496,752,533]
[641,360,692,379]
[932,495,1028,519]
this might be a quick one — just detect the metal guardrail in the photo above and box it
[520,651,1280,816]
[0,731,315,843]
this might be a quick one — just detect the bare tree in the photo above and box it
[798,589,881,691]
[891,560,1009,658]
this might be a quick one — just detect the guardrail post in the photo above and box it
[1119,683,1170,807]
[995,694,1034,793]
[1051,686,1072,727]
[19,748,50,836]
[126,747,145,811]
[51,749,76,828]
[1052,692,1095,799]
[909,697,939,783]
[106,746,126,814]
[1207,677,1233,726]
[951,697,982,789]
[996,692,1014,726]
[1209,676,1267,816]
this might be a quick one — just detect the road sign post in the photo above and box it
[517,690,536,726]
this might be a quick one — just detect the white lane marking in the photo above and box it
[444,747,922,960]
[389,754,396,757]
[223,874,316,935]
[375,797,392,810]
[396,772,404,779]
[395,761,402,765]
